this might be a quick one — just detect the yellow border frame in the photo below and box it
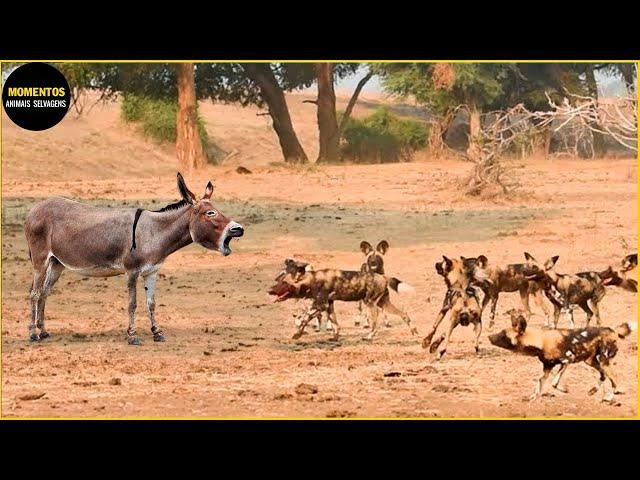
[0,59,638,421]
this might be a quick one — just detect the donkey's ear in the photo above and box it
[203,181,214,199]
[360,241,373,255]
[376,240,389,255]
[177,173,197,205]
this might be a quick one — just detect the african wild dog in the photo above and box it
[24,173,244,345]
[489,309,636,403]
[268,258,416,341]
[356,240,391,328]
[578,266,637,293]
[421,256,489,359]
[475,254,552,327]
[524,254,606,328]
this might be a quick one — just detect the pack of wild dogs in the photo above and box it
[24,174,637,405]
[268,245,637,403]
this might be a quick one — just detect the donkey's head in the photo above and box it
[177,173,244,256]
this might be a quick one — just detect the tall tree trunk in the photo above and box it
[338,71,373,132]
[240,63,308,164]
[585,65,605,157]
[466,102,482,160]
[176,63,206,170]
[315,63,341,164]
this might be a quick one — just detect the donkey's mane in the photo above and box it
[153,199,189,213]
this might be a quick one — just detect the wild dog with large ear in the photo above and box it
[376,240,389,255]
[360,241,373,255]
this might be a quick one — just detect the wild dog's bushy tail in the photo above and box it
[388,277,415,294]
[615,322,637,338]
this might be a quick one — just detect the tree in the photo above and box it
[239,64,308,164]
[305,63,370,163]
[176,63,206,170]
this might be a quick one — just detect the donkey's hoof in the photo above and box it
[29,334,40,342]
[128,337,142,346]
[153,333,166,342]
[39,331,51,340]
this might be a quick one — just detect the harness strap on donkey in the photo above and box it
[130,208,144,251]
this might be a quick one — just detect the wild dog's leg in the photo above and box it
[519,286,532,320]
[423,291,451,348]
[600,362,622,396]
[489,292,499,327]
[551,363,569,393]
[586,359,616,402]
[143,272,165,342]
[533,289,551,327]
[552,303,561,329]
[35,258,64,340]
[589,299,602,327]
[126,271,141,345]
[481,290,492,326]
[327,300,339,341]
[380,296,417,336]
[473,320,482,355]
[436,316,457,360]
[578,300,593,327]
[529,362,553,401]
[364,304,380,341]
[292,307,319,340]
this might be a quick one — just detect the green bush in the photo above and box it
[340,108,428,163]
[121,93,213,160]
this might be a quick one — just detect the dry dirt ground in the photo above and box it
[1,94,638,418]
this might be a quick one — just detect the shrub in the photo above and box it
[340,108,428,163]
[121,94,219,162]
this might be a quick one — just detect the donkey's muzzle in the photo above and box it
[219,221,244,256]
[229,224,244,238]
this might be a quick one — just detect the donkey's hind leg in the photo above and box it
[35,257,64,339]
[143,272,165,342]
[126,271,141,345]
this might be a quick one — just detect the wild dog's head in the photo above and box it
[435,255,490,288]
[488,309,528,351]
[599,266,638,292]
[268,259,313,302]
[523,252,558,282]
[454,288,483,326]
[360,240,388,275]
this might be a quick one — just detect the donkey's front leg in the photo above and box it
[126,272,141,345]
[143,272,165,342]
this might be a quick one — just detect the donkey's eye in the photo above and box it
[206,210,218,217]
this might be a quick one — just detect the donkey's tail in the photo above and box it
[388,277,415,295]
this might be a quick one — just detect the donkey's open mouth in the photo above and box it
[219,221,244,256]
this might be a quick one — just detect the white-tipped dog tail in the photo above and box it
[389,277,415,295]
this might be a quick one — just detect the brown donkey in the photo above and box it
[24,173,244,345]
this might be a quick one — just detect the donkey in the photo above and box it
[24,173,244,345]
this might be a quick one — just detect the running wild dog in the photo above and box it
[523,254,606,328]
[268,258,416,341]
[422,256,490,359]
[24,173,244,345]
[489,309,636,403]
